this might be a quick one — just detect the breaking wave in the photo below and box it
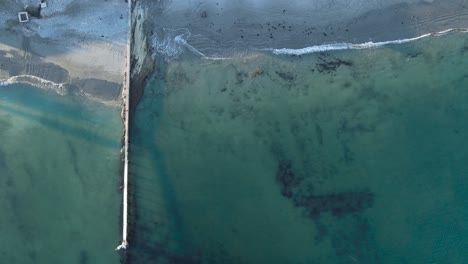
[268,28,468,55]
[153,27,468,60]
[0,75,67,95]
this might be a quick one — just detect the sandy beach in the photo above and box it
[1,0,466,102]
[0,0,128,104]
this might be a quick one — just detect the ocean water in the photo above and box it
[128,32,468,263]
[0,84,122,264]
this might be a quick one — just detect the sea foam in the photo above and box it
[269,28,468,55]
[0,75,66,94]
[152,28,206,58]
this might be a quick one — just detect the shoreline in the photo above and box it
[0,74,122,107]
[0,0,129,106]
[267,27,468,55]
[0,29,126,106]
[146,0,468,58]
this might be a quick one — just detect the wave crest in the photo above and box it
[269,28,468,55]
[0,75,67,95]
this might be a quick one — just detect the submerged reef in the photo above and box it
[276,158,377,259]
[276,159,374,219]
[295,191,375,218]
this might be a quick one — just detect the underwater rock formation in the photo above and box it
[276,159,374,219]
[294,191,374,218]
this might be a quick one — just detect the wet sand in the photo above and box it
[0,0,128,104]
[145,0,468,56]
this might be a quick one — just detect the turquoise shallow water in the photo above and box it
[0,84,122,263]
[129,33,468,263]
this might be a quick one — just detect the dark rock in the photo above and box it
[200,11,208,18]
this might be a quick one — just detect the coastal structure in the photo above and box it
[116,0,132,251]
[40,0,48,9]
[18,12,29,23]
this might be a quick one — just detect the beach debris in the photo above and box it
[250,69,263,78]
[40,0,47,9]
[18,12,29,23]
[200,11,208,18]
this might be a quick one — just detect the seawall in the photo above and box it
[118,1,155,261]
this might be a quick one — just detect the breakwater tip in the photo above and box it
[115,241,128,250]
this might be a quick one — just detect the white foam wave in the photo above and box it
[0,80,13,86]
[0,75,67,95]
[269,28,468,55]
[152,28,206,58]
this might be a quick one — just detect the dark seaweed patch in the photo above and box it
[342,81,352,88]
[407,52,422,58]
[316,57,353,74]
[276,160,374,219]
[294,191,374,219]
[275,71,295,81]
[235,72,244,84]
[315,124,323,145]
[276,160,304,198]
[79,250,89,264]
[461,45,468,54]
[341,142,354,163]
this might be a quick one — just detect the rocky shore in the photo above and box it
[128,1,154,117]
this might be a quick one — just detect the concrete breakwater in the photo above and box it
[118,0,155,258]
